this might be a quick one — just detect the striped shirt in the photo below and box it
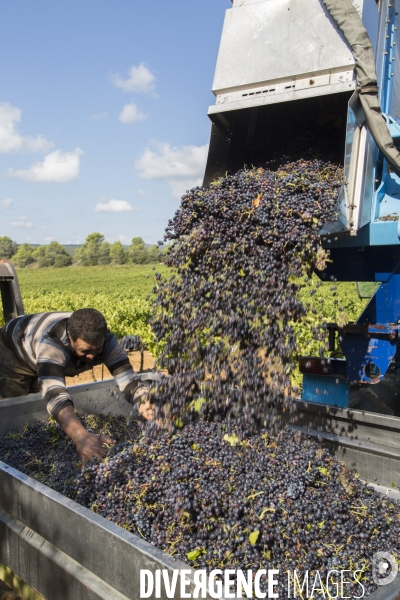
[0,312,136,416]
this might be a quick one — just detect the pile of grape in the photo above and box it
[1,417,398,597]
[152,158,342,429]
[0,414,141,492]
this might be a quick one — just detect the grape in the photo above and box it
[2,155,392,598]
[150,157,342,430]
[1,417,398,598]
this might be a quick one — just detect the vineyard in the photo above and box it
[3,264,370,371]
[11,264,170,355]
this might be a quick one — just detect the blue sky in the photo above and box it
[0,0,230,245]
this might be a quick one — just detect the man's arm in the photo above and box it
[36,335,115,463]
[104,335,156,420]
[56,406,114,467]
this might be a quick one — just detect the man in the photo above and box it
[0,308,155,464]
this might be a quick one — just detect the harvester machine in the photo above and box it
[204,0,400,488]
[204,0,400,411]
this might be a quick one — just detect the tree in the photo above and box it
[110,241,126,265]
[128,237,148,264]
[98,241,111,265]
[12,243,35,268]
[130,236,146,249]
[32,242,72,268]
[147,244,161,263]
[48,242,73,268]
[31,245,50,267]
[0,236,17,260]
[75,232,105,266]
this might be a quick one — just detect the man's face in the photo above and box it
[68,335,104,363]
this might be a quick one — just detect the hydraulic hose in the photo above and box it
[321,0,400,175]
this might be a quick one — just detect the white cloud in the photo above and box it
[168,178,204,199]
[90,112,109,120]
[65,238,84,244]
[0,198,13,211]
[0,102,53,153]
[10,216,33,228]
[44,236,55,241]
[119,102,149,124]
[137,188,153,197]
[118,234,131,244]
[111,63,156,94]
[94,199,136,213]
[135,141,208,198]
[6,148,84,182]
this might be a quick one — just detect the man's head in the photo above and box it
[67,308,107,362]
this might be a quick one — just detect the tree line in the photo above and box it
[0,233,164,268]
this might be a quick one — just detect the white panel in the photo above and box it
[212,0,356,95]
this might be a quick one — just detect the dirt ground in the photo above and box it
[65,351,155,386]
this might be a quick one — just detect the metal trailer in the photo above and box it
[0,261,24,324]
[1,381,400,600]
[0,382,196,600]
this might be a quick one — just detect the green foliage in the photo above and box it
[249,530,260,546]
[2,234,161,269]
[1,262,369,377]
[75,232,105,266]
[6,264,171,353]
[128,236,161,264]
[131,236,146,248]
[186,549,204,560]
[17,264,170,296]
[12,243,36,268]
[32,241,72,268]
[0,236,17,259]
[147,244,161,263]
[98,241,111,265]
[109,241,127,265]
[290,277,367,387]
[21,290,157,352]
[128,236,148,264]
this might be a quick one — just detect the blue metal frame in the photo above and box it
[302,1,400,405]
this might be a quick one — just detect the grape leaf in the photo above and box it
[252,194,262,208]
[223,433,240,446]
[186,549,202,561]
[249,530,260,545]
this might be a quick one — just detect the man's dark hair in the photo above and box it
[67,308,107,345]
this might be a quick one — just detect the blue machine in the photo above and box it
[203,0,400,409]
[302,0,400,406]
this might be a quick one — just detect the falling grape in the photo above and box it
[150,158,342,430]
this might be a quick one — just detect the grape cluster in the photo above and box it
[1,418,398,598]
[151,158,342,429]
[121,335,146,352]
[0,414,141,492]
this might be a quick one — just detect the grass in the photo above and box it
[17,263,170,299]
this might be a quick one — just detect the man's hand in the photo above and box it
[138,399,156,421]
[56,405,115,466]
[134,386,157,421]
[75,432,115,467]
